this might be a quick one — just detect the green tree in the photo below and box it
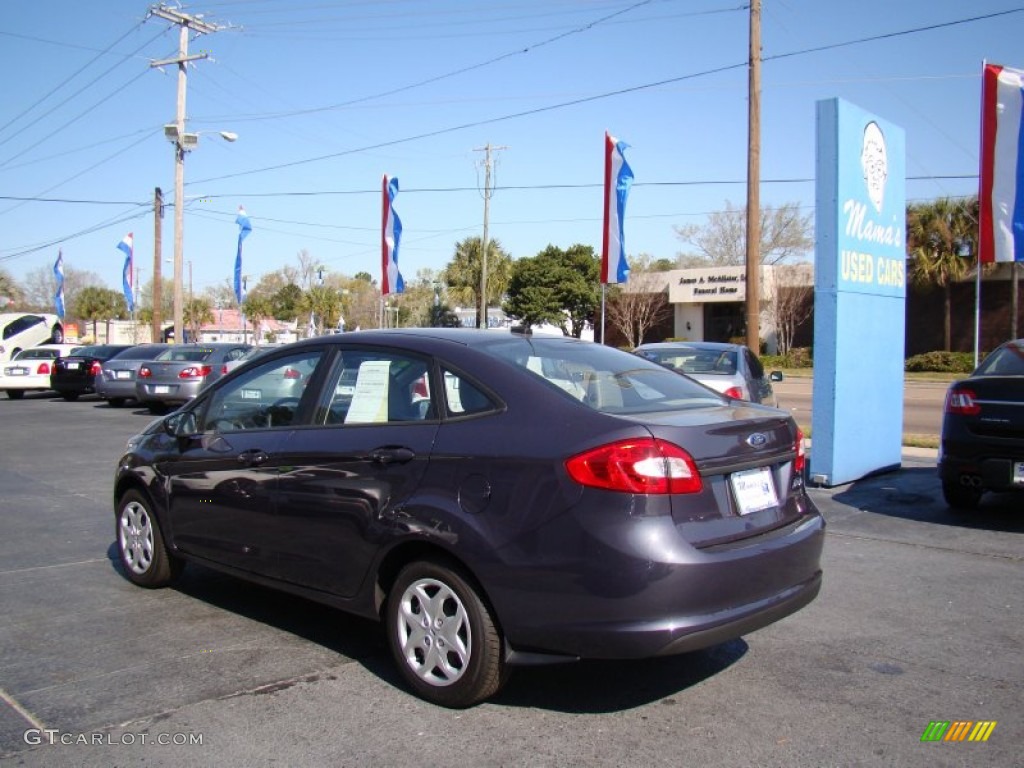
[299,285,343,335]
[504,244,600,337]
[241,293,275,345]
[907,197,978,351]
[271,283,303,321]
[184,297,214,343]
[72,286,125,340]
[443,236,512,325]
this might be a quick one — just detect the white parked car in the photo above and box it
[0,344,81,399]
[0,313,65,363]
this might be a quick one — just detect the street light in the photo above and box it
[164,125,236,345]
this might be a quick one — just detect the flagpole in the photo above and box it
[600,284,606,344]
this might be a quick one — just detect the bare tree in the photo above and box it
[675,201,813,267]
[764,264,814,356]
[604,259,672,349]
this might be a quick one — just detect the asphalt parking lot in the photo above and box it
[1,392,1021,767]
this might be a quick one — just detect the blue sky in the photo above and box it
[2,0,1022,302]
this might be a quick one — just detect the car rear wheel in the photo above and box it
[941,478,982,510]
[61,392,79,401]
[116,490,183,587]
[387,560,507,708]
[108,397,126,408]
[6,390,24,400]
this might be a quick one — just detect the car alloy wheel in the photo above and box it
[116,490,182,587]
[387,560,506,708]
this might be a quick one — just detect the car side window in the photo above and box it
[442,369,495,417]
[321,350,434,425]
[200,350,325,432]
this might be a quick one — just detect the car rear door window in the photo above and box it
[321,350,433,425]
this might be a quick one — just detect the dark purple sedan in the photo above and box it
[113,328,824,707]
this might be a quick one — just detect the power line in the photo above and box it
[190,8,1021,186]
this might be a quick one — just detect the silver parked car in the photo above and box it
[635,341,782,405]
[95,343,173,407]
[135,343,250,413]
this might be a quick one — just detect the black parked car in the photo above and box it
[939,338,1024,509]
[50,344,133,401]
[114,329,824,707]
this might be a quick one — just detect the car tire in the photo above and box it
[108,398,126,408]
[386,559,507,708]
[6,390,24,400]
[941,478,982,510]
[61,392,79,401]
[116,490,183,587]
[50,324,64,344]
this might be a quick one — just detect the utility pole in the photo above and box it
[147,5,219,345]
[474,143,507,329]
[745,0,762,352]
[152,187,163,343]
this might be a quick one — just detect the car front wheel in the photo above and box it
[116,490,182,587]
[386,560,507,708]
[941,478,982,510]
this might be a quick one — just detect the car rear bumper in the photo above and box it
[939,451,1024,493]
[487,507,826,660]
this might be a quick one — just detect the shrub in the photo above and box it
[761,347,813,369]
[904,351,975,373]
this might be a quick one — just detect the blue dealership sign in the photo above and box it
[812,99,906,486]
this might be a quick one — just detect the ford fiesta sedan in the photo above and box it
[113,328,824,707]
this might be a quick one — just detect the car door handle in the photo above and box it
[237,449,269,467]
[369,447,415,465]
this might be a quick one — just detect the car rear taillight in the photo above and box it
[179,365,212,379]
[89,361,102,375]
[566,438,702,495]
[283,367,301,379]
[794,428,806,475]
[37,362,52,375]
[139,366,152,378]
[220,364,230,375]
[946,387,980,416]
[722,386,744,400]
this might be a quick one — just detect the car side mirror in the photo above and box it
[769,371,784,382]
[163,411,198,437]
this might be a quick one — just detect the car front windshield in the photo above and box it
[483,337,724,413]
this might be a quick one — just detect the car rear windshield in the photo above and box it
[638,347,738,375]
[111,345,168,361]
[155,347,216,362]
[72,345,125,358]
[482,337,724,414]
[975,342,1024,376]
[16,348,61,360]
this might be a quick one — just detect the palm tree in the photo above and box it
[443,237,512,326]
[906,197,978,351]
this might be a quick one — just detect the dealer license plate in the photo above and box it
[730,466,779,515]
[1014,462,1024,486]
[9,367,28,376]
[154,385,171,394]
[66,362,80,370]
[115,370,132,379]
[241,389,262,400]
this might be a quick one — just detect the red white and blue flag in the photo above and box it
[117,233,134,312]
[980,63,1024,264]
[601,132,634,284]
[381,175,404,296]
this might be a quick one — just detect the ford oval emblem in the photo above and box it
[746,432,768,448]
